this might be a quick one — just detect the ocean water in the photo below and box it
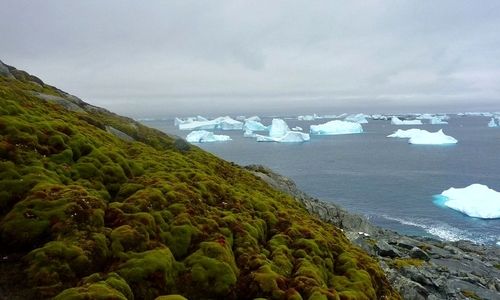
[142,116,500,245]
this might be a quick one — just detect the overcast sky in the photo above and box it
[2,1,500,117]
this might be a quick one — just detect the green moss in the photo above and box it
[155,295,188,300]
[54,272,132,300]
[389,258,424,269]
[116,248,182,299]
[26,240,92,297]
[184,241,238,297]
[461,290,482,300]
[0,73,400,299]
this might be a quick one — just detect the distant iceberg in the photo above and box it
[310,120,363,135]
[244,120,268,131]
[178,116,243,131]
[437,184,500,219]
[409,130,457,144]
[391,116,423,125]
[243,129,256,138]
[488,118,498,128]
[344,113,369,124]
[256,131,310,143]
[254,118,310,142]
[387,129,427,138]
[429,116,448,125]
[297,114,319,121]
[388,129,457,144]
[269,118,290,138]
[186,130,231,143]
[245,116,261,122]
[371,114,388,120]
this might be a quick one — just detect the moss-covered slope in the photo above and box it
[0,63,400,299]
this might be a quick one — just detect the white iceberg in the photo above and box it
[236,115,246,121]
[371,114,388,120]
[179,120,218,130]
[409,130,457,144]
[244,120,268,131]
[488,118,498,128]
[387,129,427,138]
[344,113,369,124]
[256,131,310,143]
[297,114,319,121]
[391,116,423,125]
[217,116,244,130]
[245,115,261,122]
[243,129,256,138]
[388,129,457,144]
[437,184,500,219]
[429,116,448,125]
[310,120,363,135]
[186,130,231,143]
[292,126,303,131]
[178,116,243,131]
[269,118,290,138]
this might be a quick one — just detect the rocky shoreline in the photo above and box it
[247,165,500,300]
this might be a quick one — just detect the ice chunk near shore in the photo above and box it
[436,184,500,219]
[310,120,363,135]
[488,118,498,127]
[391,117,423,125]
[186,130,231,143]
[409,130,457,145]
[244,120,268,131]
[344,113,369,124]
[269,118,290,138]
[256,131,310,143]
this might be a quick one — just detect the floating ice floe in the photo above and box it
[292,126,303,131]
[344,113,369,124]
[391,116,423,125]
[310,120,363,135]
[387,129,457,144]
[488,118,498,128]
[186,130,231,143]
[436,184,500,219]
[244,120,268,131]
[178,116,243,131]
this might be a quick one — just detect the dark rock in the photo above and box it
[105,126,135,142]
[375,240,402,258]
[410,247,431,261]
[0,60,13,78]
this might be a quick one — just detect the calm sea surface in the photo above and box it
[142,116,500,245]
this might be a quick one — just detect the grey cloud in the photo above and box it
[1,0,500,117]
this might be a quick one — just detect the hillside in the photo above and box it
[0,61,399,299]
